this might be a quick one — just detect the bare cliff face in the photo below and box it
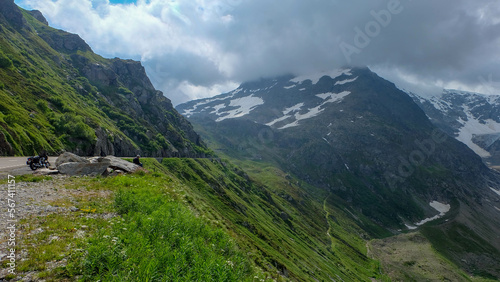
[0,0,208,157]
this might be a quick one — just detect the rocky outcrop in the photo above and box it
[103,155,141,172]
[69,54,205,157]
[0,131,15,156]
[55,152,89,167]
[0,3,207,158]
[0,0,27,28]
[58,158,110,176]
[39,31,92,54]
[28,10,48,25]
[56,152,141,176]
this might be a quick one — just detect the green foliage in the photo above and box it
[50,113,96,142]
[81,177,254,281]
[118,86,133,95]
[161,158,388,281]
[0,51,12,68]
[48,96,65,110]
[0,7,206,156]
[36,100,49,113]
[421,221,500,279]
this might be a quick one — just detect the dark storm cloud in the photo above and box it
[18,0,500,103]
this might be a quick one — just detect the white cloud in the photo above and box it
[15,0,500,105]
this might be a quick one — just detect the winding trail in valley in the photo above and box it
[323,195,334,248]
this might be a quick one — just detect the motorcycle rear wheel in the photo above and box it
[30,162,37,171]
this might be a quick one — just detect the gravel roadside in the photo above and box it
[0,176,115,281]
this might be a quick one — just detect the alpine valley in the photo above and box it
[178,67,500,280]
[1,0,500,281]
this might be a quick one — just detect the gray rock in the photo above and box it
[28,10,48,25]
[33,168,60,176]
[58,159,110,176]
[88,157,105,163]
[56,152,89,167]
[102,167,113,177]
[103,156,140,173]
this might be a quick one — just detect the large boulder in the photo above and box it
[57,158,111,176]
[55,153,141,176]
[103,156,141,173]
[55,152,89,167]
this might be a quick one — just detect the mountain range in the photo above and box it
[178,67,500,278]
[2,0,500,280]
[409,89,500,166]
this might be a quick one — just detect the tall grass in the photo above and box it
[81,187,253,281]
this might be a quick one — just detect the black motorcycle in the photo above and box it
[27,156,50,170]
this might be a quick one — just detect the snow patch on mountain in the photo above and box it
[181,89,241,117]
[284,103,305,115]
[215,95,264,122]
[335,77,358,86]
[210,104,226,115]
[266,103,305,126]
[276,92,351,130]
[456,110,500,157]
[409,89,500,159]
[279,105,325,129]
[412,201,451,227]
[316,91,351,104]
[290,69,352,85]
[266,115,291,127]
[491,187,500,197]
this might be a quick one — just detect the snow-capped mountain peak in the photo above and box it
[409,89,500,164]
[177,68,357,129]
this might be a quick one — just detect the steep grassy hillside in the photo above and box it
[0,1,207,157]
[181,68,500,279]
[2,158,396,281]
[189,119,500,280]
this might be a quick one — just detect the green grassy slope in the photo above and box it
[0,4,206,157]
[190,119,500,280]
[4,159,388,281]
[8,159,496,281]
[158,157,392,281]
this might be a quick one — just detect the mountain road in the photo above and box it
[0,157,58,178]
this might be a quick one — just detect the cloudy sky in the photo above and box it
[15,0,500,105]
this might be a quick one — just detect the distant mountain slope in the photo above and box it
[0,0,207,157]
[409,89,500,165]
[178,67,500,278]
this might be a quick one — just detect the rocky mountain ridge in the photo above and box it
[0,0,206,157]
[409,89,500,165]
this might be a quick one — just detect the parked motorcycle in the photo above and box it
[26,155,50,170]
